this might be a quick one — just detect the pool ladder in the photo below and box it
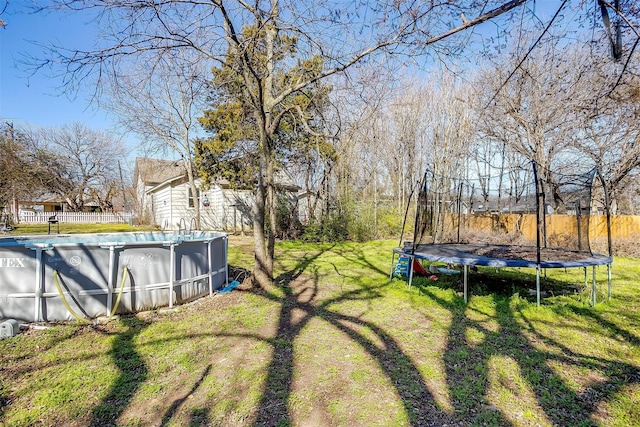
[178,217,199,235]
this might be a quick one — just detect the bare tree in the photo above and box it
[571,67,640,253]
[30,0,529,289]
[330,64,400,238]
[579,96,640,211]
[0,122,48,216]
[40,123,125,212]
[478,39,598,213]
[386,82,427,215]
[104,51,209,228]
[417,73,475,239]
[329,69,475,240]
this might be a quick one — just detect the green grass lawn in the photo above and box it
[3,223,156,235]
[1,237,639,426]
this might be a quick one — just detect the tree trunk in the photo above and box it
[184,159,201,230]
[266,152,276,274]
[252,144,272,289]
[250,12,278,290]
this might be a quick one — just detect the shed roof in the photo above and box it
[134,156,300,192]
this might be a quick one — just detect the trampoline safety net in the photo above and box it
[411,163,598,261]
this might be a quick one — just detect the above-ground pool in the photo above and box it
[0,231,228,322]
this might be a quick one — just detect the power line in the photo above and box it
[485,0,569,108]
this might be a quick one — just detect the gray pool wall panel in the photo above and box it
[0,232,228,322]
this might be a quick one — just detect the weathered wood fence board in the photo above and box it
[460,214,640,240]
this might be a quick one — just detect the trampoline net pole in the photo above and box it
[592,266,597,307]
[412,171,430,251]
[536,266,541,307]
[464,265,468,303]
[389,252,397,280]
[407,255,415,291]
[532,161,542,267]
[607,264,612,300]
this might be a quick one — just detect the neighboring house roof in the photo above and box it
[17,194,101,208]
[18,193,63,205]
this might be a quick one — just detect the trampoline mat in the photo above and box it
[398,243,612,269]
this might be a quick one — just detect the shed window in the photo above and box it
[188,187,200,208]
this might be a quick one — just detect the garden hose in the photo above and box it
[107,267,129,320]
[53,270,92,324]
[53,267,129,323]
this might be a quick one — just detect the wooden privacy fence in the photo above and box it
[459,214,640,241]
[17,212,136,224]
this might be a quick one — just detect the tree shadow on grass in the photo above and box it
[328,243,393,277]
[160,365,212,427]
[75,243,637,426]
[416,282,640,426]
[89,316,150,426]
[561,304,640,346]
[248,246,456,426]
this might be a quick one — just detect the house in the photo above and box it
[6,194,102,223]
[14,194,65,215]
[133,157,300,231]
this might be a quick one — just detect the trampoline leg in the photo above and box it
[389,252,397,280]
[408,255,415,291]
[463,265,468,303]
[536,266,541,307]
[591,266,597,307]
[607,264,612,301]
[584,267,587,286]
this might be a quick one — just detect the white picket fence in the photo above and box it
[17,211,136,224]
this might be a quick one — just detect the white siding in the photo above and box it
[152,185,174,229]
[222,189,253,231]
[169,183,192,229]
[201,186,225,230]
[197,187,253,231]
[146,177,262,232]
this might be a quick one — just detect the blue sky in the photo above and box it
[0,1,571,136]
[1,2,124,134]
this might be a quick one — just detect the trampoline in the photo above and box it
[391,243,612,305]
[392,164,614,306]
